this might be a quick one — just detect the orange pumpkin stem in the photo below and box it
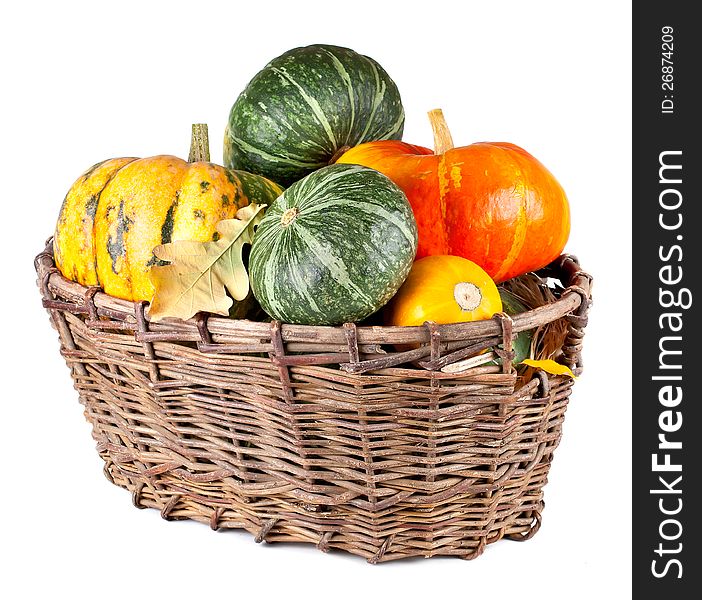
[188,123,211,163]
[427,108,455,155]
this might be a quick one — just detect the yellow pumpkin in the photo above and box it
[53,127,282,302]
[384,255,502,326]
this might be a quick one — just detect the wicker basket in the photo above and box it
[35,239,592,563]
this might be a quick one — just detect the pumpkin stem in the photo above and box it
[428,108,455,154]
[281,207,299,227]
[188,123,211,163]
[454,282,482,312]
[329,145,352,165]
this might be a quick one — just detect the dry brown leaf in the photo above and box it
[147,203,266,322]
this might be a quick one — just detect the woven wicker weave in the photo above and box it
[35,239,592,563]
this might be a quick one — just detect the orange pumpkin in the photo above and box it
[337,109,570,282]
[384,255,502,327]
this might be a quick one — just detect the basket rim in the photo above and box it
[35,238,592,346]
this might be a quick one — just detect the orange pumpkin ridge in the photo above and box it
[337,109,570,282]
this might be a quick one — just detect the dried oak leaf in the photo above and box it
[147,203,266,322]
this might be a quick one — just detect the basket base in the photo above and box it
[102,454,546,563]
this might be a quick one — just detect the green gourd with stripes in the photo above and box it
[224,44,405,188]
[249,164,417,325]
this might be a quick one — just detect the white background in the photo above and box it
[1,1,631,598]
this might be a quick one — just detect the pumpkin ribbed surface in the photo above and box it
[54,156,282,302]
[337,110,571,283]
[249,164,417,325]
[224,44,405,187]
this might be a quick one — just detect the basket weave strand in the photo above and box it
[35,240,591,563]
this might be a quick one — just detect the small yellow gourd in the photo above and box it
[384,255,502,326]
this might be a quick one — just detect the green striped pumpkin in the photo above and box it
[224,44,405,188]
[249,164,417,325]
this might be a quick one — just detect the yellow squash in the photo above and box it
[384,255,502,326]
[54,130,282,302]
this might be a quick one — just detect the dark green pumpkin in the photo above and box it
[224,44,405,188]
[249,164,417,325]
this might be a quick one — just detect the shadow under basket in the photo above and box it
[35,240,592,563]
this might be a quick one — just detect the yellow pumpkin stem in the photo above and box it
[428,108,455,155]
[454,282,482,312]
[188,123,211,163]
